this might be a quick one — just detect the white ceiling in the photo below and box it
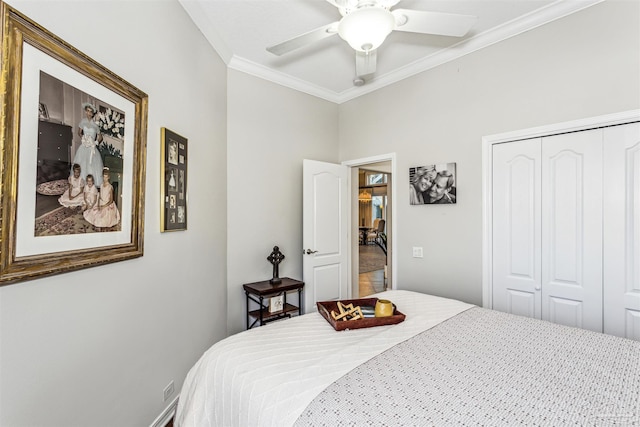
[178,0,602,104]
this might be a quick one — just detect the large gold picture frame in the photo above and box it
[0,2,148,285]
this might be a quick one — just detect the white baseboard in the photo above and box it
[150,395,179,427]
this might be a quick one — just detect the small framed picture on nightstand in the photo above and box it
[269,295,284,313]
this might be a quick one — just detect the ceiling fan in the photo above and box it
[266,0,478,86]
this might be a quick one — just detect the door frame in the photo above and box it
[482,109,640,309]
[343,152,397,295]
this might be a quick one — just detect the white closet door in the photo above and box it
[492,138,542,318]
[541,130,603,332]
[603,122,640,340]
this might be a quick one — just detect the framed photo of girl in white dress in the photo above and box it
[161,128,188,232]
[0,3,148,285]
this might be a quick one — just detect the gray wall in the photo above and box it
[338,0,640,305]
[226,70,339,334]
[0,1,228,426]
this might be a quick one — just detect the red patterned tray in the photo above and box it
[316,297,405,331]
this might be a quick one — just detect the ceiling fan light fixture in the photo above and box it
[338,7,395,52]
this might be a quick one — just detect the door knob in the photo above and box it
[303,249,318,255]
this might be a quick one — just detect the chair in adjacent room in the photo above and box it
[367,219,385,245]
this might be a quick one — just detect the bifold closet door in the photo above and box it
[492,120,638,338]
[603,122,640,340]
[492,138,542,318]
[541,129,603,332]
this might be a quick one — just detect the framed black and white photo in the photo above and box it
[0,3,148,285]
[409,163,457,205]
[161,128,188,232]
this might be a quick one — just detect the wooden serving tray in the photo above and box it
[317,297,405,331]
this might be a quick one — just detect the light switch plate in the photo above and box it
[412,247,423,258]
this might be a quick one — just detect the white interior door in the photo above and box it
[541,129,603,332]
[603,122,640,340]
[492,138,542,318]
[303,159,350,313]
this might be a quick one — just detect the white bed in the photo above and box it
[175,290,640,427]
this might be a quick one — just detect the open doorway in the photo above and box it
[302,156,394,310]
[357,163,391,297]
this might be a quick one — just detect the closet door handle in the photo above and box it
[535,284,541,291]
[303,249,318,255]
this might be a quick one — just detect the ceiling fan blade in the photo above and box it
[392,9,478,37]
[266,22,339,56]
[355,49,377,77]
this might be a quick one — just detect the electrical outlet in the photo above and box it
[412,247,423,258]
[163,381,175,402]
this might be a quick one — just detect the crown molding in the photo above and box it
[182,0,604,104]
[334,0,604,103]
[227,56,343,103]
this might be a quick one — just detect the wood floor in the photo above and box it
[359,268,386,297]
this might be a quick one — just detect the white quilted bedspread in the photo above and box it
[296,307,640,426]
[174,290,473,427]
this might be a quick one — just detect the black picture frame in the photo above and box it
[161,128,187,231]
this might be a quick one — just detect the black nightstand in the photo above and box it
[243,277,304,329]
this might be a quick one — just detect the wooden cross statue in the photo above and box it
[267,246,285,284]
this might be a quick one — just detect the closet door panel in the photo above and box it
[625,311,640,341]
[604,122,640,340]
[542,130,603,332]
[492,139,541,318]
[548,296,583,328]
